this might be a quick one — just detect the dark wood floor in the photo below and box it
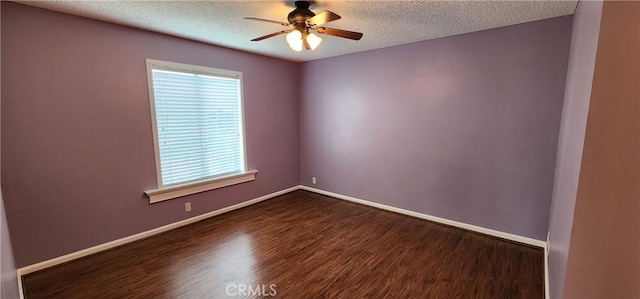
[23,190,543,298]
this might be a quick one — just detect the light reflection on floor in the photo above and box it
[170,232,259,298]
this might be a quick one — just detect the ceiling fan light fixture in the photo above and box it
[247,1,362,52]
[286,30,303,51]
[306,32,322,50]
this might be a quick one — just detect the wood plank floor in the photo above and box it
[23,190,543,298]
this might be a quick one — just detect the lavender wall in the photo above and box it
[1,2,299,267]
[0,4,20,296]
[300,17,572,240]
[564,1,639,297]
[546,1,602,298]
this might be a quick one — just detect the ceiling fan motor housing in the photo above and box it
[288,1,315,25]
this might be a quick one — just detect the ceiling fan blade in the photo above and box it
[303,38,311,50]
[251,30,291,42]
[316,27,363,40]
[245,17,291,27]
[306,11,341,27]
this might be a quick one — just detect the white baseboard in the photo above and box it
[299,185,547,248]
[16,185,299,298]
[545,233,550,299]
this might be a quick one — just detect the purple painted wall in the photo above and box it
[563,1,639,297]
[547,1,602,298]
[0,4,20,296]
[1,2,299,267]
[299,17,573,240]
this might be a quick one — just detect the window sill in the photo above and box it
[145,170,258,204]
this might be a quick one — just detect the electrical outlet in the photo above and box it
[312,177,317,184]
[185,202,192,212]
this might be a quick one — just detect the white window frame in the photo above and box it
[143,59,257,203]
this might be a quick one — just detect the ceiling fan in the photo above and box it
[245,1,363,51]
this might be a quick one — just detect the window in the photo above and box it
[144,59,256,203]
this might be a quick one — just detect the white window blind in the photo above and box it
[148,61,246,187]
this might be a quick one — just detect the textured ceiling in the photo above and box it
[17,1,577,62]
